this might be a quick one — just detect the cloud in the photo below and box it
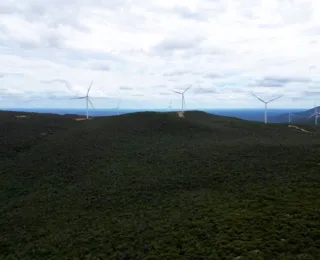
[41,79,73,93]
[163,70,190,77]
[203,73,224,79]
[172,6,208,21]
[158,92,171,96]
[0,72,24,78]
[1,0,320,109]
[254,76,311,88]
[91,63,111,72]
[153,35,205,55]
[193,87,217,94]
[119,86,132,90]
[302,90,320,97]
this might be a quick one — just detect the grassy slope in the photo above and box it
[0,111,319,260]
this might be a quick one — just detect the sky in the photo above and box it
[0,0,320,109]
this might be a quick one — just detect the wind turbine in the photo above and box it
[115,100,121,115]
[172,85,191,113]
[71,81,94,120]
[307,101,320,125]
[252,93,283,124]
[167,100,172,111]
[288,112,293,123]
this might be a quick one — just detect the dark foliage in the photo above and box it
[0,110,319,260]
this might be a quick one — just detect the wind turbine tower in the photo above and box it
[308,101,320,125]
[71,81,95,120]
[288,112,293,123]
[168,100,172,111]
[114,100,121,116]
[172,85,191,113]
[252,93,283,124]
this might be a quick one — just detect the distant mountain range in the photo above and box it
[270,106,320,124]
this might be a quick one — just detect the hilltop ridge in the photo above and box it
[271,106,320,124]
[1,109,318,160]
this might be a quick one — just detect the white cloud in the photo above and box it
[0,0,320,109]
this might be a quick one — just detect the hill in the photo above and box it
[270,106,320,124]
[0,110,82,159]
[0,110,319,260]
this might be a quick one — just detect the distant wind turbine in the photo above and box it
[167,100,172,111]
[172,85,191,113]
[307,101,320,125]
[288,112,293,123]
[252,93,283,124]
[115,100,121,115]
[71,81,95,120]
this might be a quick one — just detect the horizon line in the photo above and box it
[0,107,311,111]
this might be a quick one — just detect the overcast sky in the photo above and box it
[0,0,320,109]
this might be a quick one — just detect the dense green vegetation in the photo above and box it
[0,110,319,260]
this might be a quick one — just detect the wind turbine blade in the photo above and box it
[307,113,315,119]
[172,90,182,94]
[88,98,95,109]
[252,93,266,103]
[71,96,86,100]
[267,95,283,103]
[87,81,93,95]
[183,85,192,94]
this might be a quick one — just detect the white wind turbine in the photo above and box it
[288,112,293,123]
[252,93,283,124]
[115,100,121,115]
[307,101,320,125]
[167,100,172,111]
[71,81,95,120]
[172,85,191,113]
